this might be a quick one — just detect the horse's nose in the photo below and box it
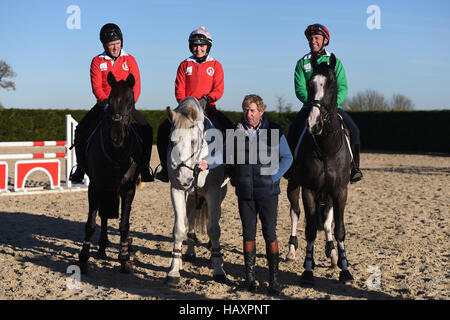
[180,176,193,187]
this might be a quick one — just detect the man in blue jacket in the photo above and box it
[228,94,292,295]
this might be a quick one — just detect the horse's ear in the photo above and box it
[329,54,336,70]
[126,74,135,88]
[166,106,175,123]
[188,107,198,122]
[107,72,117,87]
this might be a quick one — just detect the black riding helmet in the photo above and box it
[100,23,123,47]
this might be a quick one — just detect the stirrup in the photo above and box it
[69,165,85,183]
[350,169,363,183]
[155,164,169,182]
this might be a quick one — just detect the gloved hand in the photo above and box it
[198,95,209,109]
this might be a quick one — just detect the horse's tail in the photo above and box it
[186,194,209,234]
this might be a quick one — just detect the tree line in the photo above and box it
[1,60,414,111]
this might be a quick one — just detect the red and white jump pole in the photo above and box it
[0,114,88,193]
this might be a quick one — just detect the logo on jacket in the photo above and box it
[206,67,215,76]
[100,62,108,71]
[122,61,129,71]
[303,63,311,72]
[186,66,193,76]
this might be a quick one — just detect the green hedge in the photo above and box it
[0,109,448,153]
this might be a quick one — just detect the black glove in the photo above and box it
[198,95,209,109]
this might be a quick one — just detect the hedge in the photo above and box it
[0,109,448,153]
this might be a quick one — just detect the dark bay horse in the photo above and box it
[78,72,143,274]
[287,54,354,284]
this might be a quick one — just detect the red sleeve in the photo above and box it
[127,56,141,103]
[207,61,224,103]
[90,57,108,102]
[175,61,186,103]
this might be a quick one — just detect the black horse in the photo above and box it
[78,72,143,274]
[287,54,354,285]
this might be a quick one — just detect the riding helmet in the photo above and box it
[100,23,123,46]
[304,24,330,45]
[189,26,213,54]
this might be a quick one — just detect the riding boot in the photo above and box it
[69,139,87,184]
[266,239,281,296]
[350,144,363,183]
[138,124,154,182]
[156,120,170,182]
[243,240,257,292]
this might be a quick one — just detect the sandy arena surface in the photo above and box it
[0,146,448,300]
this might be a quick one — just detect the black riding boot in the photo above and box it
[69,140,87,184]
[350,144,363,183]
[138,125,154,182]
[266,240,281,295]
[155,120,170,183]
[243,241,257,292]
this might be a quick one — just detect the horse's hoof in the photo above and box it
[96,249,107,259]
[165,276,180,286]
[120,260,133,274]
[339,270,354,284]
[183,253,195,262]
[79,264,88,275]
[285,252,296,263]
[300,271,314,286]
[213,274,227,284]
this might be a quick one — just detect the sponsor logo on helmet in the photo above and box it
[206,67,214,76]
[122,61,129,71]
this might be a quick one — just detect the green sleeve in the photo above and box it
[335,58,348,108]
[294,60,308,105]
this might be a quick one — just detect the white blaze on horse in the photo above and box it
[165,97,228,285]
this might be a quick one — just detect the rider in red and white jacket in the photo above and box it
[70,23,154,183]
[90,49,141,103]
[156,26,233,182]
[175,55,224,109]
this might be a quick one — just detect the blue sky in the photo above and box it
[1,0,449,111]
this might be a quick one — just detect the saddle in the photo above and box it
[204,108,234,133]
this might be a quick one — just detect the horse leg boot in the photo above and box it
[266,239,281,295]
[350,144,363,183]
[243,240,257,292]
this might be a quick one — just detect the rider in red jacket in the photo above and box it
[156,26,233,182]
[90,49,141,103]
[70,23,154,183]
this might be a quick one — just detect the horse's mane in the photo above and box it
[172,97,204,129]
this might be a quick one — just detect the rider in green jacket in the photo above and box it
[286,23,363,183]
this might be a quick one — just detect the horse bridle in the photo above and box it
[309,101,345,160]
[170,121,205,187]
